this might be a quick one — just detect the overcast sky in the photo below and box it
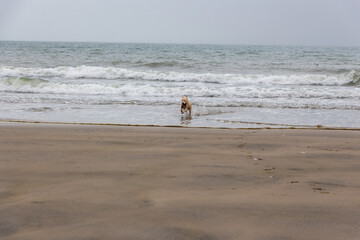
[1,0,360,46]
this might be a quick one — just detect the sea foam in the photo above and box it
[1,76,359,103]
[0,66,358,86]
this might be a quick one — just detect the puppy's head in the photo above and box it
[181,96,188,106]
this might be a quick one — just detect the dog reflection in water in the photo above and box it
[180,96,192,124]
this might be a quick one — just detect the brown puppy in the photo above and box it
[181,96,192,115]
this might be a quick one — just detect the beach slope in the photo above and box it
[0,124,359,240]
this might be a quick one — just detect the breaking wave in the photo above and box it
[0,66,359,86]
[1,77,359,101]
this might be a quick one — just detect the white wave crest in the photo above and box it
[1,77,359,101]
[0,65,357,86]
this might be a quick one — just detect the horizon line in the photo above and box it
[1,39,359,48]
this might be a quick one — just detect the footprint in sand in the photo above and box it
[312,186,330,194]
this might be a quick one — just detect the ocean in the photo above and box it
[0,41,359,128]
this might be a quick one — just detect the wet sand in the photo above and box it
[0,123,359,240]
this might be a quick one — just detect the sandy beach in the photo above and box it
[0,123,359,240]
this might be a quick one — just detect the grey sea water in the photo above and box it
[0,41,359,128]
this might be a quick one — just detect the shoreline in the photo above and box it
[1,118,360,131]
[0,124,359,239]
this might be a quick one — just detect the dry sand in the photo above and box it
[0,123,359,240]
